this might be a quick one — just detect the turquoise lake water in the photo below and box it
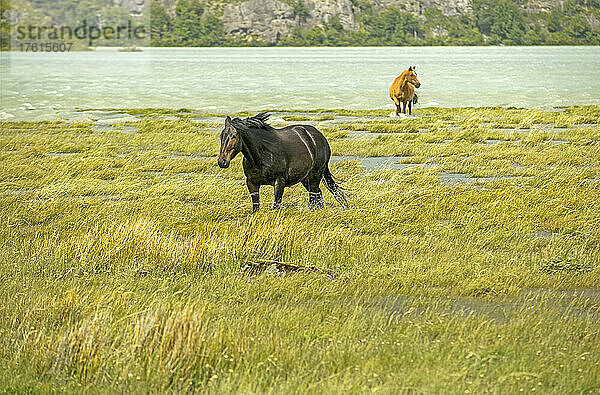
[1,46,599,120]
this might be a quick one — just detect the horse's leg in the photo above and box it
[307,171,324,209]
[402,101,407,114]
[247,179,260,213]
[395,102,400,116]
[273,177,285,209]
[408,100,412,115]
[301,173,323,209]
[301,178,313,207]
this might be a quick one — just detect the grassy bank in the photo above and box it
[1,106,599,392]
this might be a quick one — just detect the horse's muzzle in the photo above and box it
[413,82,421,88]
[218,158,229,168]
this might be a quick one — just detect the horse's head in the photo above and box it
[218,116,242,168]
[406,66,421,88]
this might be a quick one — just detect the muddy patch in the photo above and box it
[532,230,554,239]
[483,139,506,145]
[430,139,453,145]
[192,116,224,124]
[490,127,527,133]
[81,111,138,123]
[45,152,78,158]
[176,172,197,177]
[92,125,137,134]
[439,172,515,185]
[169,151,212,159]
[2,189,33,196]
[350,289,600,324]
[66,194,128,201]
[343,131,391,140]
[148,115,180,120]
[140,170,164,177]
[324,115,390,124]
[330,156,437,171]
[1,128,39,133]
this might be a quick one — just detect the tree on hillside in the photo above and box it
[473,0,525,44]
[196,13,225,46]
[172,0,205,44]
[151,1,172,46]
[362,7,423,45]
[172,0,224,46]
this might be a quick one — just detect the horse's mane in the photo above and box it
[230,112,280,156]
[398,69,410,83]
[230,112,272,131]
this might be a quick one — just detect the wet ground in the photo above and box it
[24,108,599,187]
[350,288,600,324]
[329,156,437,171]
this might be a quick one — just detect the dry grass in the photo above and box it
[1,106,599,392]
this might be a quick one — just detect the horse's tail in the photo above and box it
[323,165,348,208]
[412,93,418,105]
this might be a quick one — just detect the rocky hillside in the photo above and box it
[2,0,599,47]
[149,0,599,46]
[221,0,472,43]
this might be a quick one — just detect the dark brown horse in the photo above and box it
[218,113,347,212]
[389,66,421,115]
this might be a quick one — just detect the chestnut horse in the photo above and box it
[389,66,421,116]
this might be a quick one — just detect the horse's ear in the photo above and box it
[225,116,231,126]
[408,66,413,71]
[412,65,416,70]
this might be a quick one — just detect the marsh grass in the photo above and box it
[1,106,599,392]
[282,115,335,121]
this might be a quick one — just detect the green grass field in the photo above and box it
[1,106,599,393]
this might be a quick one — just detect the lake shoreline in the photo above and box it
[3,47,600,120]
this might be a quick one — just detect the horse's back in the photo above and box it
[279,124,327,144]
[299,124,328,145]
[390,75,413,102]
[279,124,330,171]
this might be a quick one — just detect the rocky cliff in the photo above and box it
[147,0,587,46]
[221,0,471,42]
